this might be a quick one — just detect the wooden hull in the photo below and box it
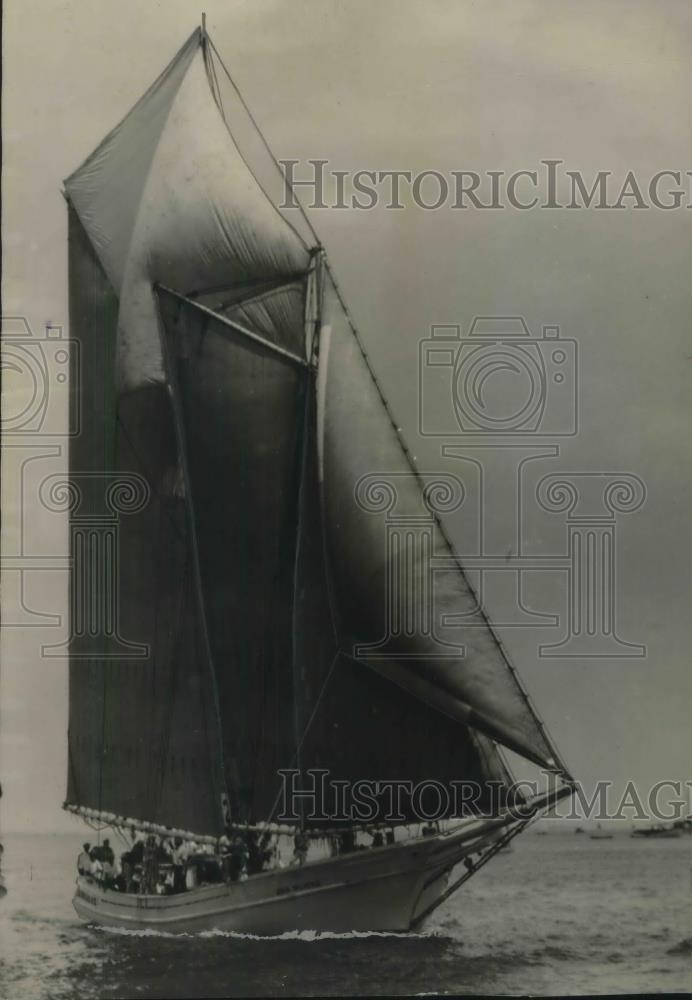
[73,824,503,934]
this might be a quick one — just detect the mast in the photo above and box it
[289,247,324,830]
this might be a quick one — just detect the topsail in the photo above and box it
[64,27,566,840]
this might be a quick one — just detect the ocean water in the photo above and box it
[1,831,690,998]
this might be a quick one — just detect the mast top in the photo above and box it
[201,12,207,37]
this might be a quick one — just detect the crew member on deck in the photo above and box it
[338,830,355,854]
[226,836,248,881]
[170,837,186,893]
[141,836,159,894]
[101,857,117,889]
[102,838,115,866]
[129,834,145,867]
[293,829,309,865]
[77,843,91,875]
[89,847,103,880]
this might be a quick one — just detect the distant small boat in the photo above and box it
[589,825,613,840]
[631,824,681,839]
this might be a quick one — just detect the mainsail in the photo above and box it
[65,27,566,839]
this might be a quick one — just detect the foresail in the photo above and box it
[317,275,557,770]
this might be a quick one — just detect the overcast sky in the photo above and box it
[2,0,691,832]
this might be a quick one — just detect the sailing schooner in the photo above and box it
[64,22,574,933]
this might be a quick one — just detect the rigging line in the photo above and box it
[66,736,82,809]
[475,731,515,791]
[311,263,341,647]
[266,648,342,826]
[249,426,298,805]
[202,29,224,115]
[204,40,310,252]
[185,271,307,301]
[207,36,321,249]
[95,662,107,850]
[289,371,316,830]
[495,742,517,788]
[188,276,310,311]
[193,599,221,829]
[261,256,331,823]
[111,826,131,851]
[410,817,531,930]
[226,297,286,345]
[156,285,312,370]
[146,408,171,812]
[115,412,186,546]
[321,261,571,781]
[250,372,311,806]
[153,547,189,821]
[217,280,304,324]
[94,309,119,845]
[155,296,233,833]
